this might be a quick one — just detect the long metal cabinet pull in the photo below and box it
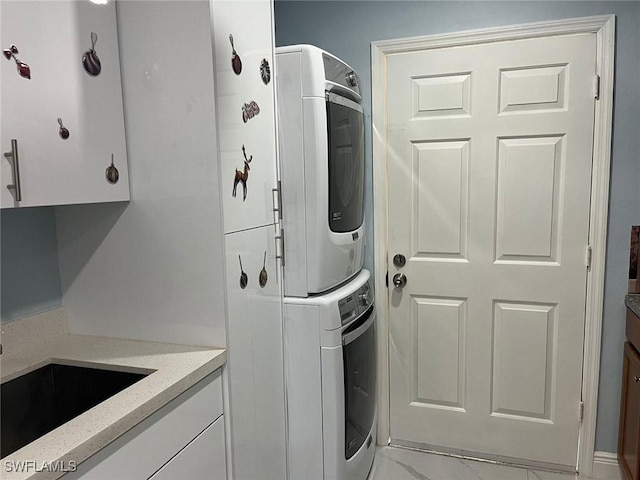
[4,139,22,201]
[275,228,285,267]
[271,180,283,220]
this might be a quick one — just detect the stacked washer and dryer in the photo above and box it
[276,45,376,480]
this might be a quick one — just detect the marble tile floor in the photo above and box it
[371,446,620,480]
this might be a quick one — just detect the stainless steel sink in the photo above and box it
[1,363,148,458]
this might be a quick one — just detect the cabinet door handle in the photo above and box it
[634,376,639,383]
[274,228,285,267]
[272,180,282,220]
[4,139,22,201]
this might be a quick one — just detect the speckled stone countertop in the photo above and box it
[626,294,640,318]
[0,308,226,480]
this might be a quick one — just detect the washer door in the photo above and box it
[342,307,376,459]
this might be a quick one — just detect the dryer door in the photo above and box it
[326,92,365,234]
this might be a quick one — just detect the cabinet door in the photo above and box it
[224,224,287,480]
[619,342,640,480]
[211,0,278,233]
[0,1,129,208]
[150,416,226,480]
[64,371,222,480]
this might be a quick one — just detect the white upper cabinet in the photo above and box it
[1,0,129,209]
[211,0,279,233]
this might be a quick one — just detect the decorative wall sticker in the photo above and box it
[105,154,119,184]
[232,145,252,201]
[260,59,271,85]
[229,34,242,75]
[238,255,248,289]
[241,101,260,123]
[82,32,102,77]
[3,44,31,79]
[259,251,268,288]
[57,118,70,139]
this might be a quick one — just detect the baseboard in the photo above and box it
[592,451,622,479]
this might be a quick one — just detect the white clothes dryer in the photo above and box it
[276,45,365,297]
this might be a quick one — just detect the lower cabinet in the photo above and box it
[224,225,288,480]
[619,342,640,480]
[149,417,226,480]
[64,369,226,480]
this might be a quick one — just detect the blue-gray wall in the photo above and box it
[1,208,62,322]
[274,0,640,454]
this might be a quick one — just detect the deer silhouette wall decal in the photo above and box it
[233,145,253,201]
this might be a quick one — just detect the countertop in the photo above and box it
[0,309,226,480]
[626,294,640,318]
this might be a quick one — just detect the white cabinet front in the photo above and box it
[211,0,278,233]
[1,0,129,208]
[149,416,226,480]
[64,370,223,480]
[224,224,287,480]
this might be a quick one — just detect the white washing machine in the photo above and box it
[284,269,376,480]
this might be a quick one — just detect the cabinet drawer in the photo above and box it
[150,415,226,480]
[66,369,222,479]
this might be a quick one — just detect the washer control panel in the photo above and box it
[338,278,373,325]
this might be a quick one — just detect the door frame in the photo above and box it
[371,15,615,475]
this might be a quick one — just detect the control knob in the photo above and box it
[346,71,358,87]
[358,284,370,306]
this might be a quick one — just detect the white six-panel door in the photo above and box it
[386,33,597,468]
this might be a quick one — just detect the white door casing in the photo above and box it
[372,16,615,474]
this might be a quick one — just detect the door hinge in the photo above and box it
[594,75,600,100]
[586,245,593,269]
[272,180,283,221]
[275,228,285,267]
[579,401,584,423]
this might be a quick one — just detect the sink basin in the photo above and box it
[1,363,148,458]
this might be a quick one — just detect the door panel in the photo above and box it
[413,140,469,260]
[496,136,563,262]
[387,33,596,467]
[413,296,467,409]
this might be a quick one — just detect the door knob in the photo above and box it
[393,254,406,268]
[392,273,407,289]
